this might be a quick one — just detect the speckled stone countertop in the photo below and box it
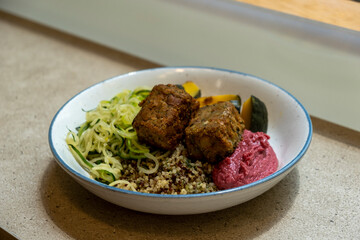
[1,11,359,240]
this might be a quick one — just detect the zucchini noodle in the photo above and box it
[66,87,166,188]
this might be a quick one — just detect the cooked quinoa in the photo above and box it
[110,144,218,194]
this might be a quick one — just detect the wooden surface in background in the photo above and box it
[238,0,360,31]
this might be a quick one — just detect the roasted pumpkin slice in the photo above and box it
[241,95,268,133]
[241,97,252,130]
[197,94,241,109]
[176,81,201,98]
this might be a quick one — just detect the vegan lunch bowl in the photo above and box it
[49,67,312,215]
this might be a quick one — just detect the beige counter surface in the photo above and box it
[1,11,359,240]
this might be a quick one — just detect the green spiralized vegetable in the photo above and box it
[66,87,166,187]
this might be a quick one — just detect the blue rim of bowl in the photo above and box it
[48,66,313,199]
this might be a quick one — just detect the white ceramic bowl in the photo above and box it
[49,67,312,215]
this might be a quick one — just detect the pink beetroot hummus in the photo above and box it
[212,130,278,190]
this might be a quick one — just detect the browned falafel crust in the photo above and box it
[133,84,199,150]
[185,101,245,163]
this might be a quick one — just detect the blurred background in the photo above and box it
[1,0,359,131]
